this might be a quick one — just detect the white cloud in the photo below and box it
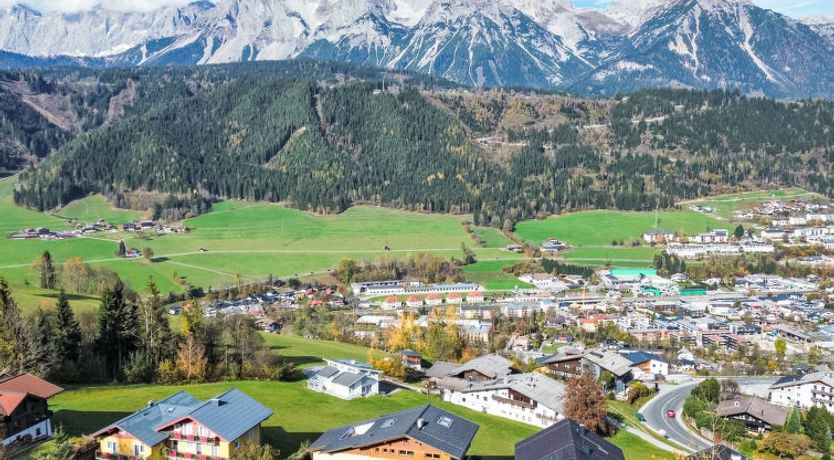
[0,0,195,13]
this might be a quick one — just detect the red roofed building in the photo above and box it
[405,295,422,308]
[381,296,401,310]
[0,373,63,447]
[425,293,443,306]
[466,292,485,303]
[447,293,463,304]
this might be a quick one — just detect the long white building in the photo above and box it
[768,365,834,412]
[441,373,565,428]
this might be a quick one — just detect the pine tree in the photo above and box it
[97,279,138,379]
[138,278,174,368]
[786,408,804,434]
[39,250,56,290]
[116,240,126,257]
[54,290,82,363]
[805,406,832,455]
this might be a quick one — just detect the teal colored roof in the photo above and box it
[91,391,201,446]
[610,268,657,276]
[680,287,707,296]
[92,389,272,445]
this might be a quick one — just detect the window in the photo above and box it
[426,454,441,459]
[399,451,414,457]
[437,416,454,428]
[249,429,255,440]
[106,441,117,453]
[381,418,398,428]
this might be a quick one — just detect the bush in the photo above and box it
[760,432,812,458]
[683,395,706,418]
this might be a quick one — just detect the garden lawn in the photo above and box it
[260,334,389,368]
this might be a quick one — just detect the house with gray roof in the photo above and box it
[715,396,788,432]
[581,350,634,394]
[426,354,514,384]
[768,364,834,412]
[90,388,272,459]
[515,418,624,460]
[308,359,381,400]
[442,372,566,428]
[310,404,478,460]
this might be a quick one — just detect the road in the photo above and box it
[640,377,778,453]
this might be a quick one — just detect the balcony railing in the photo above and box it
[492,395,536,410]
[812,388,834,398]
[167,451,223,460]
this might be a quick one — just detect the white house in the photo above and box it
[691,229,730,244]
[623,351,669,380]
[768,365,834,412]
[517,273,568,291]
[441,373,565,428]
[308,359,381,400]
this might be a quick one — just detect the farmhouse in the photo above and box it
[401,349,423,371]
[536,350,584,379]
[441,373,566,428]
[581,350,634,393]
[0,373,63,447]
[309,405,478,460]
[91,389,272,460]
[426,354,514,384]
[715,396,788,433]
[308,359,381,400]
[515,418,625,460]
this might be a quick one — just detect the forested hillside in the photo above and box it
[11,64,834,228]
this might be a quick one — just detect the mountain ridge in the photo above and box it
[1,0,832,98]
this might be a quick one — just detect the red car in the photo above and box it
[666,409,676,418]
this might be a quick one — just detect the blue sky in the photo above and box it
[574,0,834,19]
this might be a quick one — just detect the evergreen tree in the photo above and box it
[138,278,174,369]
[116,240,126,257]
[97,279,138,379]
[25,308,55,376]
[786,408,804,434]
[734,225,745,239]
[806,406,832,455]
[53,290,82,363]
[39,250,57,290]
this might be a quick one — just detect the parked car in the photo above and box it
[636,413,646,422]
[666,409,676,419]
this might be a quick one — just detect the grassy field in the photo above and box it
[0,176,522,308]
[515,210,727,266]
[57,195,145,224]
[260,334,389,368]
[462,260,531,291]
[683,187,819,219]
[47,335,674,460]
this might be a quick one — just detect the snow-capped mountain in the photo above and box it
[1,0,833,99]
[572,0,834,99]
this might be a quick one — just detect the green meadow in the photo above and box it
[46,335,673,460]
[462,260,532,291]
[0,176,522,309]
[57,195,145,225]
[515,210,728,266]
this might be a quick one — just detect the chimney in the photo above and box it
[417,418,427,430]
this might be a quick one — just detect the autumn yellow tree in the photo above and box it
[176,334,208,382]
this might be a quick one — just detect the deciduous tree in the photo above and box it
[563,373,609,435]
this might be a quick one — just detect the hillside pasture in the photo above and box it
[514,210,727,265]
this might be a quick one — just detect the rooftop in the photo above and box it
[515,418,625,460]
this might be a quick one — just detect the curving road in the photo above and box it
[639,377,778,453]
